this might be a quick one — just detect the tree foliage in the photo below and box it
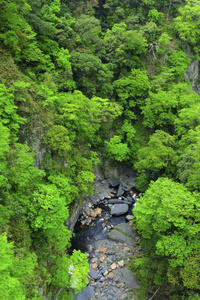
[133,178,200,298]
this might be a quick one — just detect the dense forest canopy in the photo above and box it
[0,0,200,299]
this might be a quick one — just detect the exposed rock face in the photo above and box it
[104,162,119,180]
[184,47,200,95]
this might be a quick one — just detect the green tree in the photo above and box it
[174,0,200,55]
[177,126,200,191]
[43,125,71,156]
[104,22,147,75]
[53,90,122,147]
[105,135,130,162]
[0,233,26,300]
[133,177,200,298]
[70,51,113,98]
[134,130,178,191]
[175,103,200,136]
[52,250,89,299]
[74,14,104,56]
[0,84,26,140]
[142,83,199,130]
[30,183,69,230]
[113,69,150,119]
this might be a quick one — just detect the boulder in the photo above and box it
[110,204,129,216]
[115,223,136,237]
[73,285,95,300]
[107,229,129,244]
[108,199,124,204]
[121,267,141,289]
[117,184,124,197]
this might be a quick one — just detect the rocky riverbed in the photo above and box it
[73,222,141,300]
[72,163,142,300]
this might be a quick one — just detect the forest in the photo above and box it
[0,0,200,299]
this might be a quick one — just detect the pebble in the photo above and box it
[99,256,105,262]
[107,272,114,279]
[111,263,117,270]
[118,260,124,267]
[92,263,98,270]
[100,248,107,254]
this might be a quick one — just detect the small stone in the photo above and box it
[111,263,117,270]
[126,215,134,221]
[100,248,107,254]
[117,283,125,288]
[107,272,114,279]
[103,270,108,276]
[102,223,106,229]
[91,257,98,263]
[92,263,98,270]
[86,244,93,252]
[99,256,105,262]
[123,247,131,253]
[101,267,106,274]
[95,207,102,216]
[90,212,97,218]
[86,218,91,225]
[109,193,115,197]
[101,282,105,287]
[108,295,113,300]
[118,260,124,267]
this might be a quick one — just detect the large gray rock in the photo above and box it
[115,223,136,237]
[107,228,132,244]
[117,184,124,197]
[107,229,126,243]
[121,267,141,289]
[110,204,129,216]
[107,223,136,245]
[108,199,124,204]
[74,285,95,299]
